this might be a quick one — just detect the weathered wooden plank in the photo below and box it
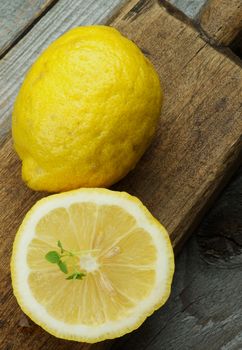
[111,167,242,350]
[0,0,127,145]
[0,0,242,349]
[198,0,242,46]
[165,0,206,19]
[112,0,242,250]
[0,0,55,56]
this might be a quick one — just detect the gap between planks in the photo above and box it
[0,0,59,59]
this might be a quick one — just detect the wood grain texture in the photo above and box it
[198,0,242,46]
[112,0,242,250]
[0,0,55,57]
[111,167,242,350]
[0,0,242,349]
[165,0,206,19]
[0,0,127,144]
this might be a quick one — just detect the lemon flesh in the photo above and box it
[11,189,174,343]
[12,26,163,192]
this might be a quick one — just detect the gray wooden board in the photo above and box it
[0,0,127,144]
[111,166,242,350]
[166,0,207,18]
[0,0,55,57]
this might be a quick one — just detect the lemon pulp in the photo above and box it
[28,204,157,325]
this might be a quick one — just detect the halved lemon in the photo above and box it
[11,188,174,343]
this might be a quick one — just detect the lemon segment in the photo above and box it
[11,188,174,342]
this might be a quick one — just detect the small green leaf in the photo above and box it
[75,272,86,280]
[57,240,64,254]
[45,251,60,264]
[66,272,86,280]
[58,260,68,274]
[66,274,75,280]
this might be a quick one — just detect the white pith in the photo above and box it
[80,253,99,272]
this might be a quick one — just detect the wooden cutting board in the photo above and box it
[0,0,241,349]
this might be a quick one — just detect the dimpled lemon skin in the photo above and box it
[12,25,163,192]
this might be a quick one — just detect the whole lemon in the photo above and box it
[12,26,162,192]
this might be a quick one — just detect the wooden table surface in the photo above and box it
[0,0,241,349]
